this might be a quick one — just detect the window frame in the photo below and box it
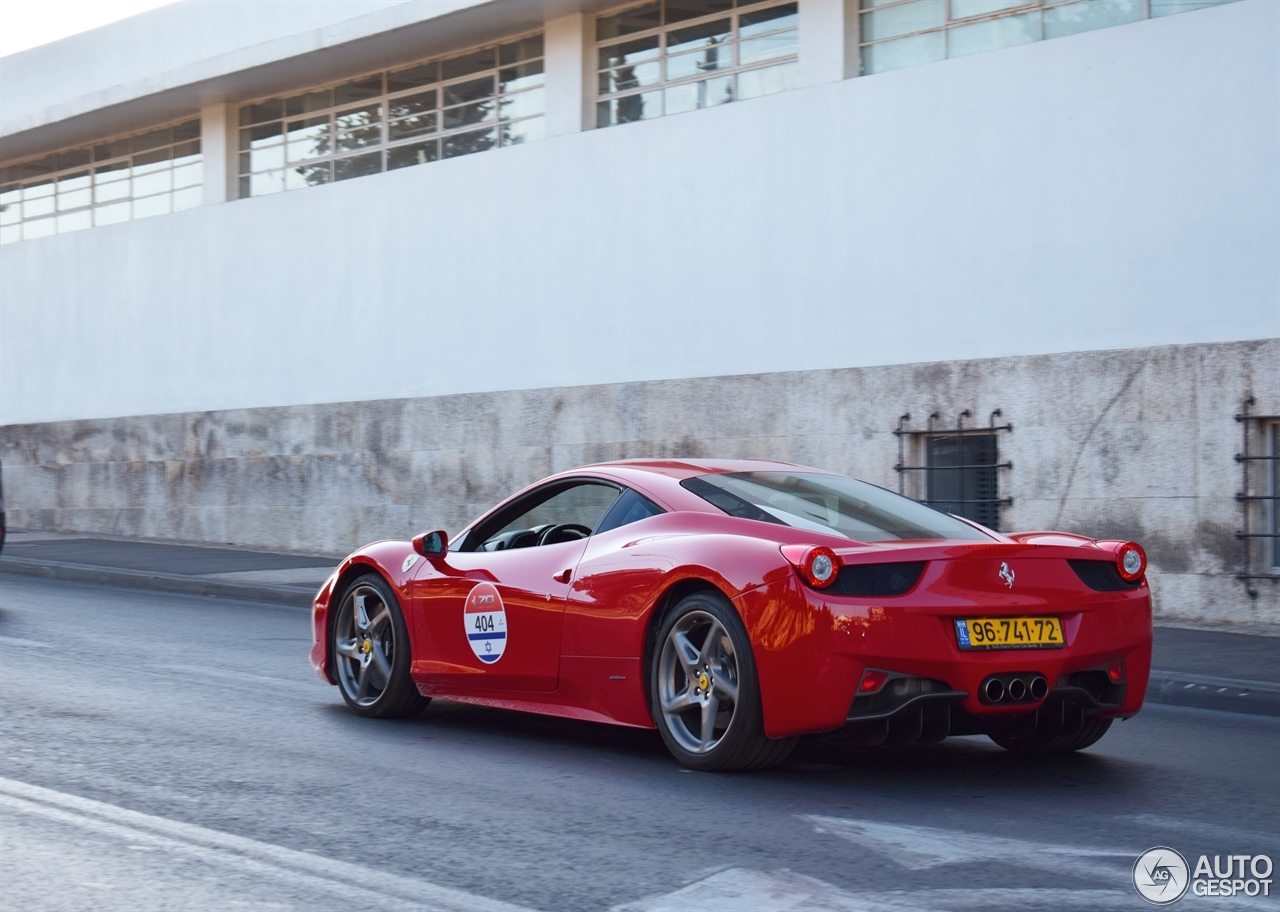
[594,0,800,128]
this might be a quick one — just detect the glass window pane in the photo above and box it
[861,30,945,73]
[286,117,330,161]
[335,125,382,152]
[665,0,732,23]
[443,99,496,130]
[133,147,171,168]
[736,59,797,98]
[1044,0,1142,38]
[947,9,1038,58]
[334,104,381,131]
[95,202,131,226]
[58,171,90,192]
[332,150,382,181]
[94,165,130,202]
[240,146,284,174]
[19,156,57,180]
[389,112,438,141]
[133,169,172,197]
[23,218,56,240]
[286,89,333,117]
[499,87,545,121]
[172,140,201,162]
[240,99,283,126]
[597,2,661,41]
[56,148,91,170]
[667,18,731,54]
[667,43,734,79]
[133,194,171,219]
[862,0,945,41]
[335,75,383,105]
[597,90,663,127]
[388,89,437,120]
[248,172,284,196]
[22,194,54,219]
[1150,0,1234,14]
[387,139,440,170]
[499,34,543,65]
[501,116,544,147]
[286,161,333,190]
[58,188,91,211]
[94,138,132,161]
[132,129,170,153]
[442,126,498,159]
[173,186,202,210]
[739,3,799,36]
[442,47,497,81]
[173,120,200,143]
[499,61,545,93]
[444,76,495,106]
[241,123,283,150]
[23,180,54,199]
[388,62,439,93]
[57,210,92,233]
[599,35,661,68]
[173,163,202,189]
[738,29,796,64]
[950,0,1030,20]
[600,60,662,94]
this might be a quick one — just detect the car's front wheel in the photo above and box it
[650,592,796,771]
[331,573,429,718]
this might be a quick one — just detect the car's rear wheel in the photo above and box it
[332,573,429,718]
[989,714,1112,753]
[650,592,796,771]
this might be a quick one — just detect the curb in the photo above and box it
[1145,670,1280,718]
[0,557,315,608]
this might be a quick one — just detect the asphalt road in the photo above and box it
[1,576,1276,912]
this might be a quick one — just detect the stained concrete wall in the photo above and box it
[3,340,1277,626]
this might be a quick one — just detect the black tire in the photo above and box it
[649,591,796,771]
[990,715,1112,753]
[331,573,430,719]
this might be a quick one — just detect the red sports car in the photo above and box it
[310,459,1151,771]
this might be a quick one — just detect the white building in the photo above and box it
[1,0,1276,624]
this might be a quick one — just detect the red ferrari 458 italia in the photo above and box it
[310,459,1151,770]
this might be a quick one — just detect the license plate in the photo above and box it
[955,616,1064,650]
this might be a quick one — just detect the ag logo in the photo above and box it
[998,561,1015,589]
[1134,847,1190,904]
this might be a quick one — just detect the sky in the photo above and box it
[0,0,180,57]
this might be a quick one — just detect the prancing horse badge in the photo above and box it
[999,562,1015,589]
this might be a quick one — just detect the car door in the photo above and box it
[410,480,621,693]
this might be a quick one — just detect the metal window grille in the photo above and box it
[0,119,202,245]
[1234,396,1280,596]
[236,32,545,199]
[858,0,1244,77]
[595,0,799,129]
[894,409,1013,530]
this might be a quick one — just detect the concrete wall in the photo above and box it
[3,340,1277,626]
[3,1,1276,426]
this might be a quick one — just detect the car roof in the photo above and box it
[578,458,811,481]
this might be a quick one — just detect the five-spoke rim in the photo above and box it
[657,610,740,754]
[335,585,395,707]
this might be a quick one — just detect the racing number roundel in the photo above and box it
[464,582,507,665]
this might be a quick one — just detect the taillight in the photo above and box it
[1115,542,1146,582]
[781,544,840,589]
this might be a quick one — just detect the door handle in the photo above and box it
[553,568,572,584]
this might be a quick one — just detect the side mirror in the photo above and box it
[412,530,449,557]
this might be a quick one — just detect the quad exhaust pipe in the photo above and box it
[980,673,1048,704]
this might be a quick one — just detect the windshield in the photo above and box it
[681,472,994,542]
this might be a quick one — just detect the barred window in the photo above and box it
[0,120,201,245]
[237,34,544,198]
[859,0,1244,76]
[596,0,798,129]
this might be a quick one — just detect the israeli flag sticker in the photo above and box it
[464,582,507,665]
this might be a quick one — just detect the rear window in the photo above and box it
[682,472,993,542]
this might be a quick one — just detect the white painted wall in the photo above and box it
[1,1,1276,426]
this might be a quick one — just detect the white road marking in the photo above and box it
[611,867,1125,912]
[0,777,534,912]
[804,814,1133,877]
[0,635,53,648]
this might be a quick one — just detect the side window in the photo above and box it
[469,482,621,551]
[594,488,665,535]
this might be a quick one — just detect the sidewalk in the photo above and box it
[2,531,1277,718]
